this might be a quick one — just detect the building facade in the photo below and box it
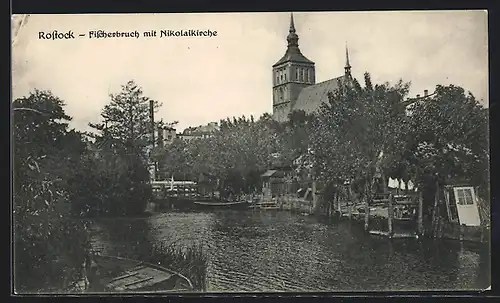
[177,122,219,141]
[156,126,177,147]
[272,13,353,122]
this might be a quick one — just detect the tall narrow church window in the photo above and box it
[300,69,304,81]
[296,69,299,81]
[284,74,287,81]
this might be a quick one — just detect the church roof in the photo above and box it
[293,76,345,114]
[273,47,315,67]
[273,13,314,67]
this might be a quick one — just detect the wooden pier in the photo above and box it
[364,192,423,239]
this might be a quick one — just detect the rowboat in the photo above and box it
[193,199,250,210]
[86,255,193,293]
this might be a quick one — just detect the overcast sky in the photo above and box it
[12,11,488,132]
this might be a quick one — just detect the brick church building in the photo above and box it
[272,13,353,122]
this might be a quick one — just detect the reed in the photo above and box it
[132,240,208,291]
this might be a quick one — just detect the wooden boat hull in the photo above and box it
[193,200,250,210]
[90,255,193,293]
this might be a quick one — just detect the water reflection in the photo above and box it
[91,210,490,292]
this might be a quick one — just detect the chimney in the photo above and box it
[416,94,420,98]
[424,89,428,96]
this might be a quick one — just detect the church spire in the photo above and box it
[290,12,295,32]
[287,12,299,47]
[345,43,352,76]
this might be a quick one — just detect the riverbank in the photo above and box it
[273,192,490,245]
[88,211,490,291]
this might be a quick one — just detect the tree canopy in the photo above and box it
[13,90,90,292]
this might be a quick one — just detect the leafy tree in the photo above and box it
[281,110,316,160]
[405,85,489,210]
[68,136,152,217]
[78,80,160,216]
[156,114,284,196]
[13,90,90,292]
[89,80,161,153]
[310,73,410,202]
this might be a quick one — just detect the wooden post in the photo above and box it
[337,192,341,213]
[417,190,424,237]
[364,192,370,232]
[330,194,335,217]
[431,180,440,238]
[348,185,353,220]
[312,181,317,214]
[388,193,394,238]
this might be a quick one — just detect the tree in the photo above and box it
[405,85,489,211]
[310,73,410,202]
[13,90,90,292]
[156,114,284,196]
[283,110,316,159]
[80,81,161,216]
[89,80,162,154]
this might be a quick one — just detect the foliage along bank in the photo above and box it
[155,73,489,221]
[13,82,158,291]
[13,90,91,292]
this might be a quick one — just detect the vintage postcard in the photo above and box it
[12,11,490,294]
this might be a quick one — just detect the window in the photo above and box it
[299,69,303,81]
[456,188,474,205]
[284,74,287,81]
[296,69,299,80]
[167,135,172,140]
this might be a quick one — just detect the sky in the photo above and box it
[12,11,488,133]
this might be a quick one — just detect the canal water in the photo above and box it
[90,210,490,292]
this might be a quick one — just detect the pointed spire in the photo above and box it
[345,44,351,68]
[286,12,299,47]
[273,12,314,67]
[345,42,352,76]
[289,12,296,33]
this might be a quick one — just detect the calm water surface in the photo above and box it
[91,210,490,292]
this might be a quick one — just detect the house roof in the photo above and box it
[273,46,315,67]
[293,76,345,114]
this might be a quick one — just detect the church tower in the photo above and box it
[272,13,315,122]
